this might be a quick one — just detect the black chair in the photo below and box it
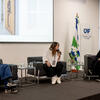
[27,57,67,84]
[84,54,99,80]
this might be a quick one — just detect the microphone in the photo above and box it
[56,49,62,55]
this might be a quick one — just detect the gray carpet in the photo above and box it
[0,80,100,100]
[79,93,100,100]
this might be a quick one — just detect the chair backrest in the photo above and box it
[27,57,43,64]
[84,54,96,68]
[27,56,47,76]
[84,54,96,74]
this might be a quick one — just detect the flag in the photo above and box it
[72,36,78,48]
[69,13,80,70]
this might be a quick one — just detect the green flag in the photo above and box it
[72,36,78,48]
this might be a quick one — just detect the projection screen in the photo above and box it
[0,0,53,42]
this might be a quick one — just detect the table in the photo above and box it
[18,64,36,86]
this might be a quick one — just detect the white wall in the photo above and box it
[54,0,99,62]
[0,0,99,64]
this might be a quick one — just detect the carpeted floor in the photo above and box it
[79,93,100,100]
[0,79,100,100]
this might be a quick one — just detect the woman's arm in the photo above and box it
[57,51,61,61]
[43,50,51,67]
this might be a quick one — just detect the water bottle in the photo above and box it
[29,62,33,68]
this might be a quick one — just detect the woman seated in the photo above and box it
[43,42,63,84]
[0,64,18,93]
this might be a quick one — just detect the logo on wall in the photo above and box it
[81,25,92,39]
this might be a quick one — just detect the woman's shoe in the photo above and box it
[11,89,18,94]
[51,76,57,84]
[57,77,61,84]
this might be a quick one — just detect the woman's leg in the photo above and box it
[43,64,56,77]
[56,62,63,77]
[55,62,63,84]
[43,64,57,84]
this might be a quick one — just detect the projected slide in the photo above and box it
[0,0,53,42]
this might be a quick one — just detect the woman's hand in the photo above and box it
[98,58,100,61]
[57,52,61,61]
[45,61,51,67]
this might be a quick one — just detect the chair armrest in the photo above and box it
[9,64,18,80]
[0,59,3,64]
[28,62,46,76]
[33,62,46,76]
